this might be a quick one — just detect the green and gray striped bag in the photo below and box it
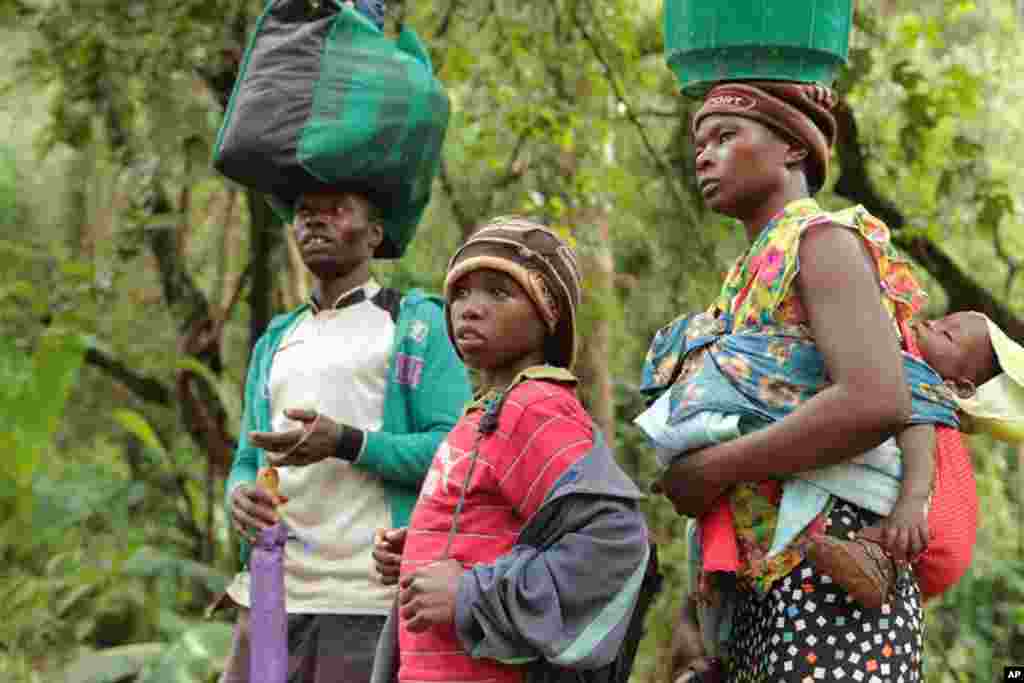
[213,0,449,258]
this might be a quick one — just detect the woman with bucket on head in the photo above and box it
[647,82,933,683]
[649,3,946,680]
[644,79,1024,681]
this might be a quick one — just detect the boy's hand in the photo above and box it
[399,559,464,632]
[859,494,929,563]
[251,409,342,467]
[373,527,408,585]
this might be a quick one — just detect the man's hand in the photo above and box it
[230,484,280,541]
[398,559,464,632]
[859,494,930,563]
[373,527,408,585]
[250,409,342,467]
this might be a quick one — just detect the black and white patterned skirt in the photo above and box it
[727,501,924,683]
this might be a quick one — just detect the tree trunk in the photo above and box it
[246,189,283,357]
[66,148,93,259]
[573,209,617,444]
[217,188,240,309]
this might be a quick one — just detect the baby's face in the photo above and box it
[913,312,997,387]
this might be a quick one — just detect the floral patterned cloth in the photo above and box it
[715,199,925,333]
[637,311,959,580]
[720,199,929,593]
[636,312,959,432]
[660,199,929,594]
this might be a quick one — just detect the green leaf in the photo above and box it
[6,329,87,490]
[137,623,232,683]
[891,60,923,91]
[111,409,167,456]
[0,279,38,302]
[60,259,96,280]
[28,472,144,548]
[62,643,165,683]
[122,546,229,595]
[977,191,1015,236]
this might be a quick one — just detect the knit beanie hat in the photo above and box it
[693,81,838,194]
[443,216,582,370]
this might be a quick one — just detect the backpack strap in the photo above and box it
[371,287,403,324]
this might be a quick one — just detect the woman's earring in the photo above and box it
[945,377,976,399]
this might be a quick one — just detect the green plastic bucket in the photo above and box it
[664,0,853,96]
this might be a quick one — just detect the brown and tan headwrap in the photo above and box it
[443,216,582,370]
[692,81,838,193]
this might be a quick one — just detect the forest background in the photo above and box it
[1,0,1023,681]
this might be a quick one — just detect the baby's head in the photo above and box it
[921,312,1024,442]
[913,312,1001,390]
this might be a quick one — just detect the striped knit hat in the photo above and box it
[444,217,582,370]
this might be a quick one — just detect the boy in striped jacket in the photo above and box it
[371,217,652,683]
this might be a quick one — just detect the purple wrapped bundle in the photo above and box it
[250,522,289,683]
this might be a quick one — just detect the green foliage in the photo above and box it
[136,623,232,683]
[174,357,242,433]
[0,145,18,227]
[112,409,168,456]
[61,622,232,683]
[849,0,1024,254]
[1,1,1023,681]
[0,327,86,524]
[63,643,165,683]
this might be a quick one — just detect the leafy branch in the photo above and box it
[85,347,171,405]
[832,101,1024,342]
[571,0,689,219]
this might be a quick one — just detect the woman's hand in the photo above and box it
[652,447,731,518]
[398,559,465,633]
[250,409,342,467]
[373,527,408,585]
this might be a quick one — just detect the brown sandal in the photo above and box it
[806,535,896,609]
[675,657,725,683]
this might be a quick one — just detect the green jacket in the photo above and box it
[226,289,471,565]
